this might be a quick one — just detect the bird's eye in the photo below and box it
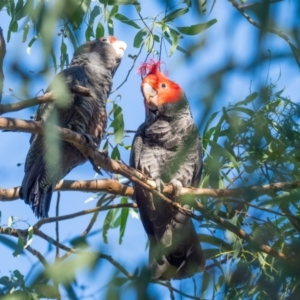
[161,83,166,88]
[101,38,109,43]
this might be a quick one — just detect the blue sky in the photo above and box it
[0,0,299,299]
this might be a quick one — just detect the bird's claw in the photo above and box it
[83,134,98,150]
[98,149,110,165]
[170,179,183,197]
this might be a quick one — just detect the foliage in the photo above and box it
[1,0,300,299]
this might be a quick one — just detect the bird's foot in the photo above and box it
[83,134,98,150]
[170,179,183,197]
[98,149,110,164]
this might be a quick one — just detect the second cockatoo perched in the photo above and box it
[20,36,127,218]
[130,60,205,279]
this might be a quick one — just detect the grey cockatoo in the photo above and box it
[130,60,205,280]
[20,36,127,218]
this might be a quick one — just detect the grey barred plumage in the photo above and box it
[20,37,126,218]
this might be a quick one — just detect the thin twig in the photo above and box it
[55,192,60,260]
[229,0,300,68]
[210,198,300,220]
[0,85,91,115]
[34,203,137,230]
[26,245,50,269]
[112,45,144,92]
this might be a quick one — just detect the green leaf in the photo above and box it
[110,104,124,144]
[234,92,258,107]
[119,198,129,244]
[183,0,192,7]
[133,28,147,48]
[50,48,57,72]
[177,18,217,35]
[145,33,154,53]
[22,22,29,43]
[90,5,101,27]
[207,139,240,172]
[102,139,109,151]
[103,209,114,244]
[202,271,210,294]
[15,0,23,17]
[66,24,78,49]
[13,236,24,257]
[108,18,114,35]
[162,7,189,23]
[7,20,18,42]
[96,22,105,38]
[111,145,121,160]
[61,42,67,54]
[27,34,39,54]
[109,4,118,18]
[15,0,34,21]
[85,26,94,41]
[135,3,141,12]
[169,28,180,56]
[25,226,33,248]
[199,0,207,14]
[114,13,140,29]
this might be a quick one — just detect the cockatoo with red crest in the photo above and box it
[20,36,127,218]
[130,60,205,279]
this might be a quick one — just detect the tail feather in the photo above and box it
[20,169,53,219]
[150,220,205,280]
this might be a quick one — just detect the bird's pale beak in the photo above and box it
[112,40,127,59]
[142,83,158,110]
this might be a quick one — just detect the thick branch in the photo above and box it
[0,85,91,115]
[2,178,300,203]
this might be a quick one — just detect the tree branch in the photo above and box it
[34,203,137,230]
[2,178,300,204]
[0,85,91,115]
[1,116,300,266]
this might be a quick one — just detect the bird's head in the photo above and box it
[101,36,127,59]
[139,60,183,111]
[73,36,127,67]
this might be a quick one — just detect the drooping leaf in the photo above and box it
[114,13,140,29]
[110,104,124,144]
[207,139,240,172]
[145,33,154,53]
[168,28,180,56]
[162,7,189,23]
[177,19,217,35]
[111,145,121,160]
[119,198,129,244]
[96,22,105,38]
[133,28,147,48]
[199,0,207,14]
[103,209,114,244]
[22,22,30,43]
